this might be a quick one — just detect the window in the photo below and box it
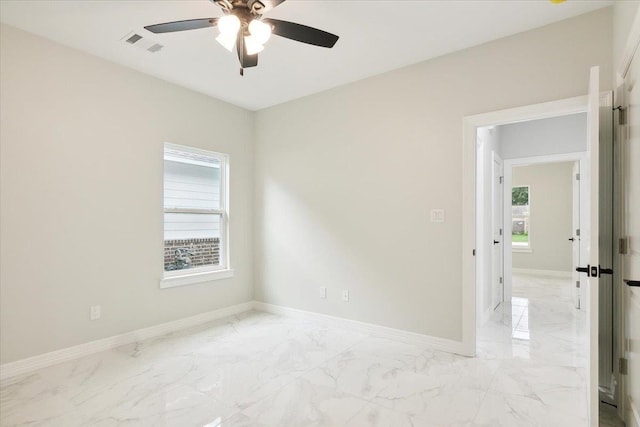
[512,186,530,250]
[161,143,232,288]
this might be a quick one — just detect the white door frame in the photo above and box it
[461,95,588,357]
[572,160,582,310]
[502,152,588,305]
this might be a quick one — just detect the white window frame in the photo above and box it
[160,143,233,289]
[511,184,532,253]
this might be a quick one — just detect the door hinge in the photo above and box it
[473,249,476,256]
[575,173,580,180]
[619,237,628,255]
[576,281,580,288]
[619,357,628,375]
[576,229,580,237]
[499,277,503,284]
[499,228,503,236]
[499,176,504,184]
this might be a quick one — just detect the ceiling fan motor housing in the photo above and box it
[213,0,233,11]
[248,0,266,14]
[213,0,267,15]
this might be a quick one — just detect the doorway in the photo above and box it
[464,83,619,426]
[502,153,588,310]
[473,112,589,322]
[462,80,619,425]
[508,160,579,276]
[474,118,591,424]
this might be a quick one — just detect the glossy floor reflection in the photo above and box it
[1,272,587,426]
[476,272,588,426]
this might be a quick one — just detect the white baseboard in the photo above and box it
[0,301,254,381]
[1,300,469,381]
[253,301,468,356]
[512,268,572,278]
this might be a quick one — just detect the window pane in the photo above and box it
[164,212,221,240]
[512,186,529,206]
[164,159,221,210]
[512,186,530,247]
[164,213,221,271]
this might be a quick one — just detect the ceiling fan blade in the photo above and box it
[263,19,338,48]
[236,33,258,68]
[144,18,218,34]
[248,0,287,14]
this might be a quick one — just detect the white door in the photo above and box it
[623,48,640,427]
[572,161,581,309]
[492,153,504,309]
[585,65,600,427]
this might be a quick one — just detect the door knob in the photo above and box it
[599,266,613,276]
[568,237,575,241]
[493,240,500,245]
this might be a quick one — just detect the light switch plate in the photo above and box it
[90,305,101,321]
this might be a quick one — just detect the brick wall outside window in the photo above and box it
[164,238,220,271]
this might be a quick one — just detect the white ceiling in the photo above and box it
[0,0,612,110]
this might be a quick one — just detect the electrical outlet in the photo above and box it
[342,290,349,302]
[430,209,445,223]
[319,286,327,299]
[90,305,101,321]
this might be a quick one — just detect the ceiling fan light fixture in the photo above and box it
[248,19,272,44]
[145,0,340,74]
[218,14,241,37]
[216,33,236,51]
[244,35,264,55]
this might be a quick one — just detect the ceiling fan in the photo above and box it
[145,0,339,76]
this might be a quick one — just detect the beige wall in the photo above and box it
[254,9,612,342]
[0,25,254,363]
[511,162,574,272]
[0,7,618,363]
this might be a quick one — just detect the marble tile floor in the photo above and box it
[1,273,589,426]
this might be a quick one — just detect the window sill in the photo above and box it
[160,269,234,289]
[512,247,533,253]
